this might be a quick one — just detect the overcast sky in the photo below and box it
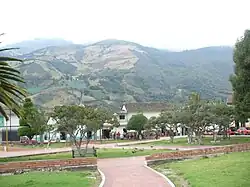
[1,0,250,50]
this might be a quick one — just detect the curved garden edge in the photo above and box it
[144,161,175,187]
[97,168,105,187]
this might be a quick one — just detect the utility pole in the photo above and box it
[5,122,8,152]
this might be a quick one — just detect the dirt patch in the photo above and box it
[153,166,189,187]
[93,171,102,187]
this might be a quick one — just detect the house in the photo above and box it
[0,107,20,143]
[227,94,233,105]
[114,102,169,134]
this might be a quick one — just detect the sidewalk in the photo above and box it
[0,147,71,158]
[98,156,172,187]
[0,136,187,158]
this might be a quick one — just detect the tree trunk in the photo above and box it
[213,131,217,142]
[195,131,203,145]
[169,129,174,143]
[187,130,193,144]
[46,133,56,148]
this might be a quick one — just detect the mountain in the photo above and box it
[9,39,234,110]
[4,38,73,55]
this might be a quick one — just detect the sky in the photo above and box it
[1,0,250,50]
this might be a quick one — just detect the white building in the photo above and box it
[113,102,169,134]
[0,108,20,142]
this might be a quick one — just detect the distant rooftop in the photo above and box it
[120,102,169,113]
[227,94,233,105]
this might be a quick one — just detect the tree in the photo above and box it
[151,112,178,143]
[230,30,250,126]
[51,105,116,156]
[179,93,214,144]
[0,35,27,119]
[210,102,234,140]
[127,113,148,138]
[18,98,46,141]
[34,110,50,143]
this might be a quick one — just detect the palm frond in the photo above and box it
[0,65,21,73]
[0,74,24,83]
[0,44,27,119]
[0,57,23,62]
[0,48,19,52]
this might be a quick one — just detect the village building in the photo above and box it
[227,94,233,105]
[0,102,188,142]
[0,107,20,143]
[109,102,187,136]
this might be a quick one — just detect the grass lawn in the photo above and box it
[0,148,170,162]
[139,136,250,146]
[0,171,99,187]
[153,151,250,187]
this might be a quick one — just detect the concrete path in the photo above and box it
[98,156,172,187]
[0,136,186,158]
[1,135,220,158]
[0,147,71,158]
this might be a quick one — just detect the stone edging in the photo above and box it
[144,161,175,187]
[146,143,250,161]
[98,168,106,187]
[0,158,97,174]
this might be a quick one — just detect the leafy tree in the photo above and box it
[157,111,182,143]
[0,35,27,119]
[52,105,116,155]
[230,30,250,126]
[210,102,234,140]
[127,113,148,137]
[179,93,214,144]
[18,98,46,141]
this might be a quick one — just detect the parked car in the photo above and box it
[20,136,38,145]
[227,127,237,135]
[236,127,250,135]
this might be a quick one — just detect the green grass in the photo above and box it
[140,137,250,146]
[0,171,98,187]
[154,151,250,187]
[0,148,170,162]
[97,148,169,158]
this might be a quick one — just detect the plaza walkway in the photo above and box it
[98,156,172,187]
[0,136,221,158]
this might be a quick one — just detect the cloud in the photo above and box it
[1,0,250,49]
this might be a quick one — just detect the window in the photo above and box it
[119,115,125,120]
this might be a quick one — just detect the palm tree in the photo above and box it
[0,34,27,120]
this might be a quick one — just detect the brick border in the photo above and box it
[146,143,250,162]
[0,158,97,174]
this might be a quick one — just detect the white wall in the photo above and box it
[117,111,161,130]
[4,115,19,130]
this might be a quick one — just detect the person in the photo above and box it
[117,132,120,139]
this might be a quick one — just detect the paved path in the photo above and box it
[1,135,220,158]
[0,147,71,158]
[0,136,186,158]
[98,156,172,187]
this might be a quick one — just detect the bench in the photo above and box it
[72,146,97,158]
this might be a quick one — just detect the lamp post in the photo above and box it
[5,123,8,152]
[112,113,118,143]
[5,108,12,152]
[100,123,103,144]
